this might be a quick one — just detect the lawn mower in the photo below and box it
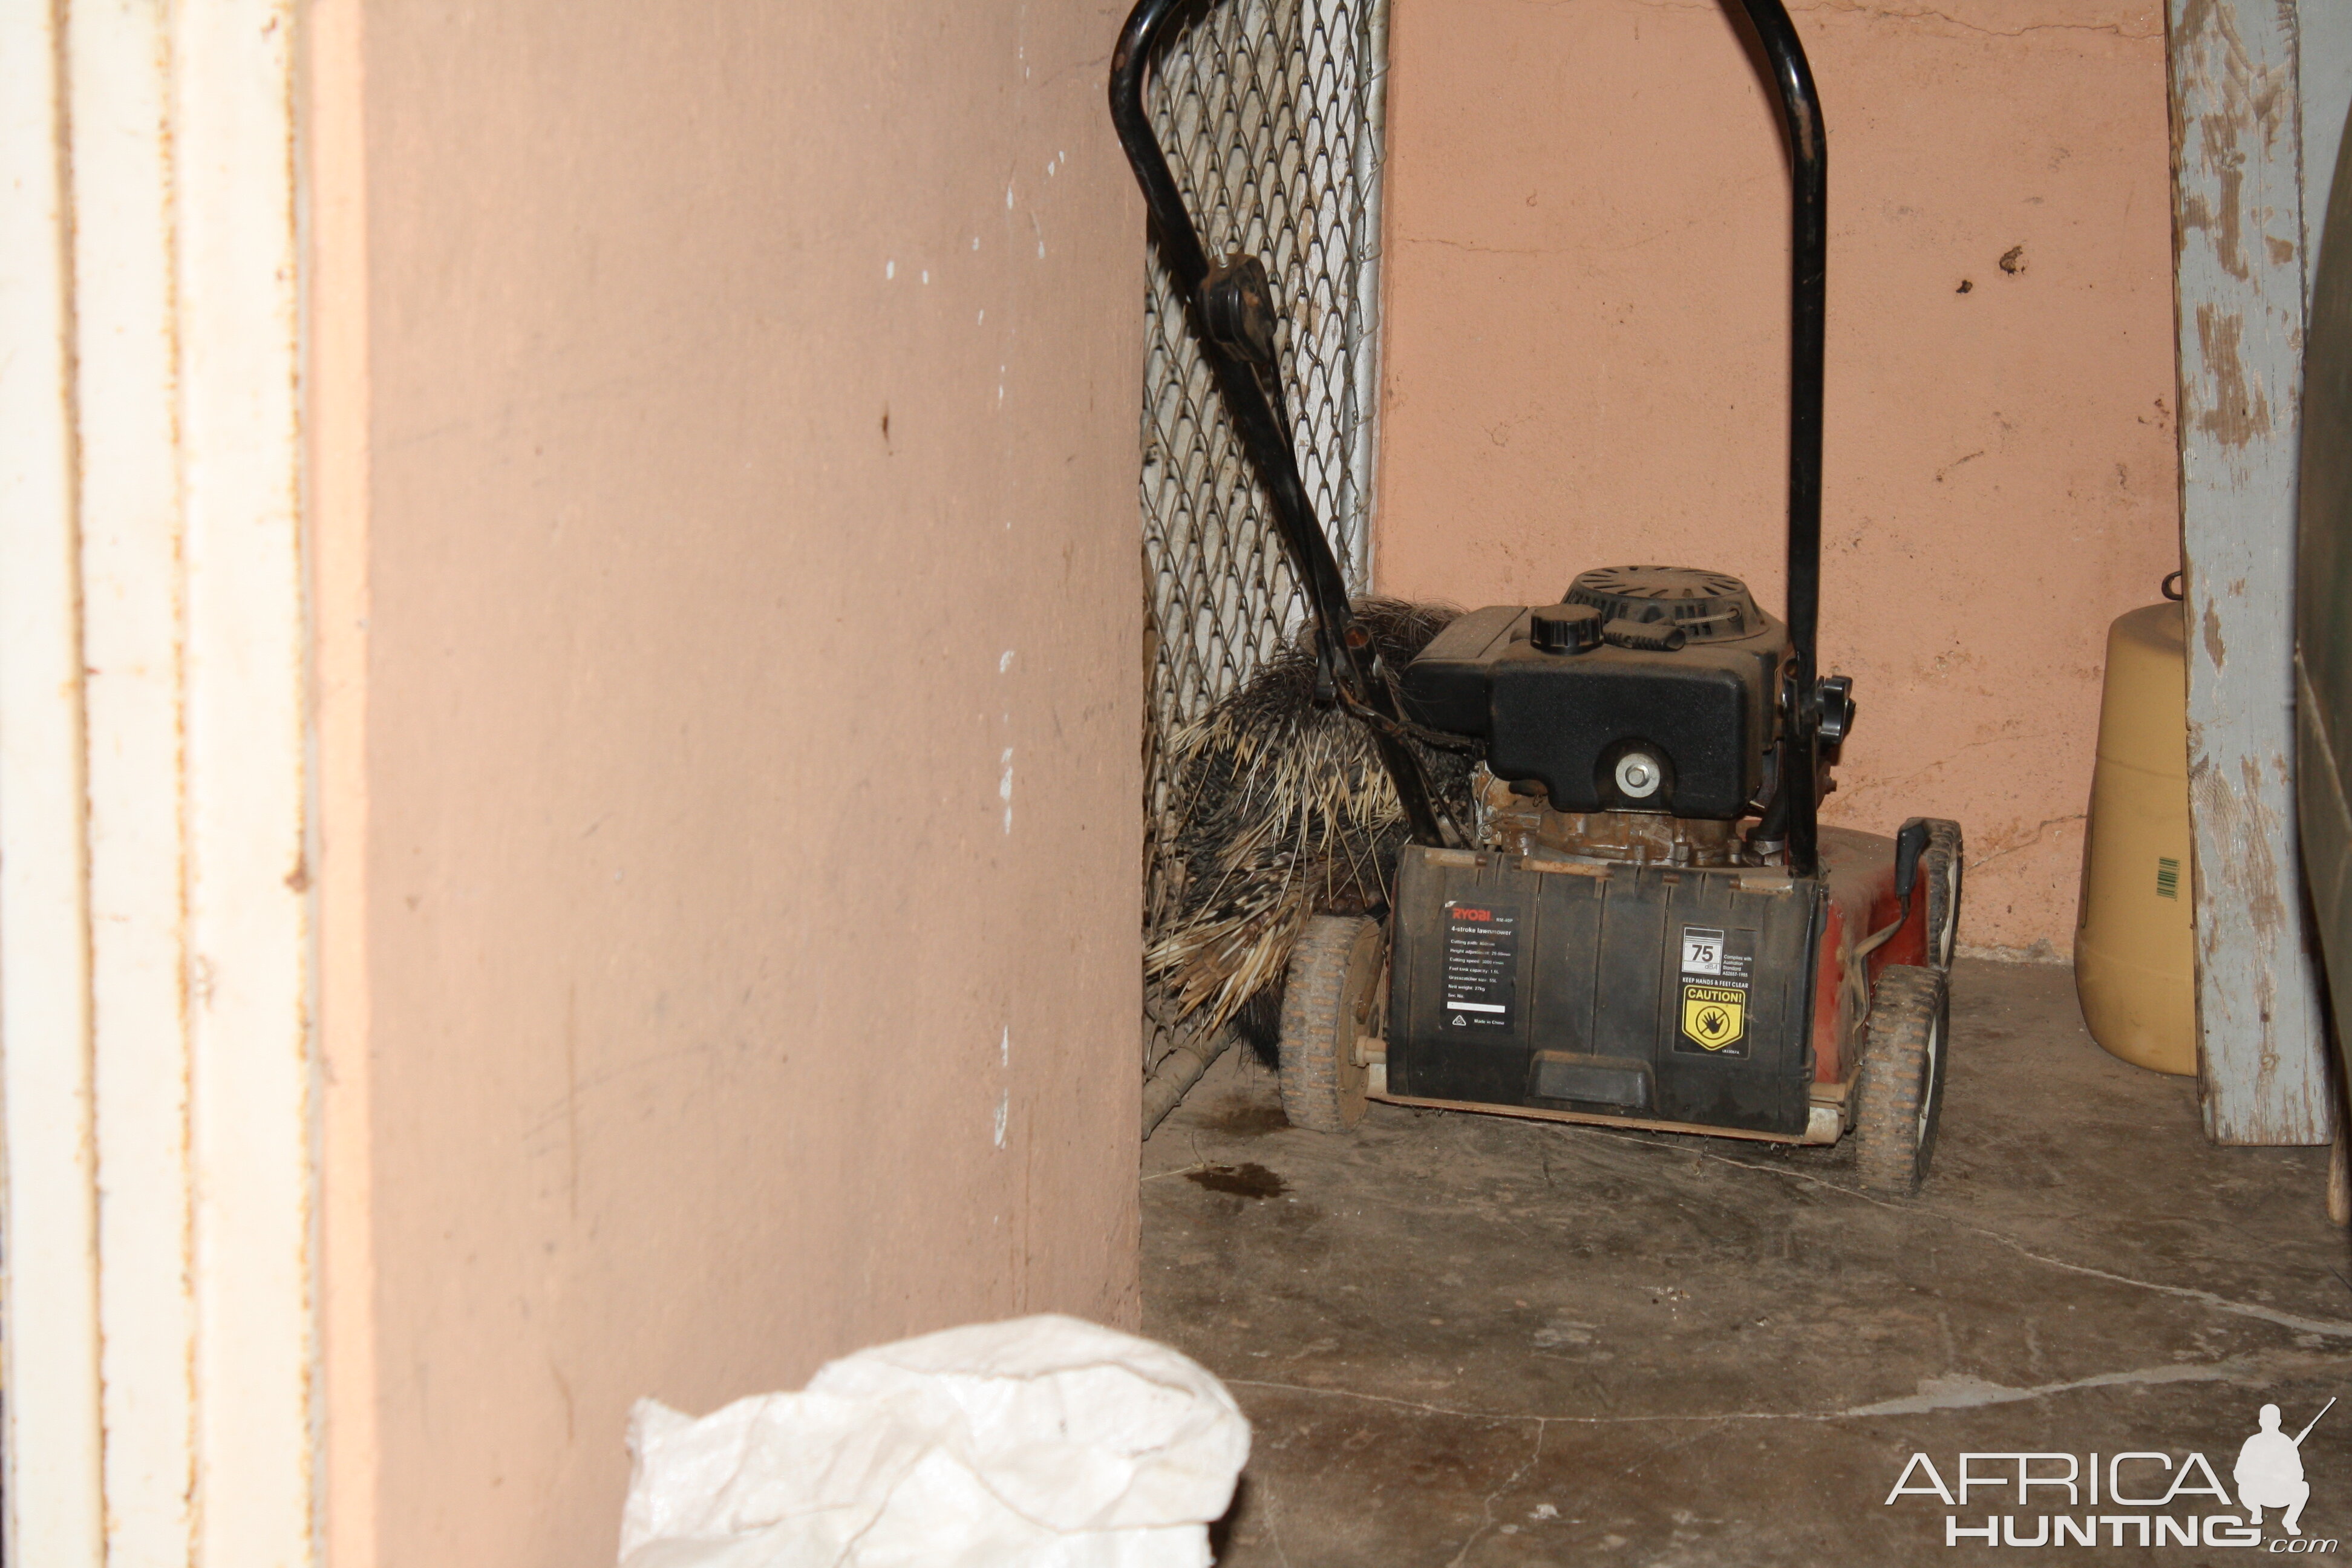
[1111,0,1962,1193]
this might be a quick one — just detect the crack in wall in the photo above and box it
[1803,0,2161,42]
[1527,0,2162,44]
[1967,812,2089,871]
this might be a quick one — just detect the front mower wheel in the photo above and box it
[1854,964,1949,1195]
[1277,915,1383,1131]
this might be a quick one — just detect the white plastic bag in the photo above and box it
[617,1313,1250,1568]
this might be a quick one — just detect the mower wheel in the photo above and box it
[1919,818,1964,972]
[1277,915,1382,1131]
[1853,964,1949,1196]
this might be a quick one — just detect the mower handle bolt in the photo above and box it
[1201,255,1279,367]
[1812,675,1856,746]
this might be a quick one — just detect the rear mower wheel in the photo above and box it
[1853,964,1949,1195]
[1920,818,1964,971]
[1277,915,1383,1131]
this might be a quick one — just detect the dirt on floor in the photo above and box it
[1142,959,2352,1564]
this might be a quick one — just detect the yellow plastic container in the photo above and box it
[2074,603,2197,1075]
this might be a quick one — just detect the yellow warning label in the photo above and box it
[1682,984,1746,1050]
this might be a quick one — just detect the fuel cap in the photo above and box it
[1529,603,1604,654]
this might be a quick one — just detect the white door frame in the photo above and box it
[0,1,316,1562]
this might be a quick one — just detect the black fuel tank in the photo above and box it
[1399,569,1789,818]
[1387,846,1823,1136]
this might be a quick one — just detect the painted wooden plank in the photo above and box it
[174,4,317,1563]
[2171,0,2333,1143]
[0,0,106,1560]
[68,0,204,1549]
[0,1,324,1558]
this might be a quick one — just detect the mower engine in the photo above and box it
[1405,567,1792,823]
[1383,566,1849,1138]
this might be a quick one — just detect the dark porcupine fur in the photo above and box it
[1148,597,1483,1065]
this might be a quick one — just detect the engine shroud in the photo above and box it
[1400,567,1789,818]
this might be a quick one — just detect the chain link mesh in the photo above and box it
[1137,0,1391,1073]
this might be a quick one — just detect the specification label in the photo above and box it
[1441,902,1519,1030]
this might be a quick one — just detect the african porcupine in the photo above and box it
[1148,598,1483,1064]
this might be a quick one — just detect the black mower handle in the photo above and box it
[1111,0,1829,872]
[1111,0,1462,849]
[1739,0,1829,877]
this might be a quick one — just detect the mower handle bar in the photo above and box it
[1110,0,1463,849]
[1109,0,1827,874]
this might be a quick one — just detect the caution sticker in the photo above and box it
[1681,983,1748,1054]
[1674,924,1756,1058]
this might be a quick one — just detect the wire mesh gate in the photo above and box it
[1137,0,1392,1077]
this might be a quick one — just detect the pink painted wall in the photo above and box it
[313,2,1143,1561]
[1371,0,2179,952]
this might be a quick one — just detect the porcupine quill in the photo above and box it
[1148,598,1483,1063]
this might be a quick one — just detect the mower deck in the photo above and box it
[1362,825,1936,1149]
[1362,1070,1849,1146]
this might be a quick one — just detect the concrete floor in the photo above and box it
[1142,959,2352,1564]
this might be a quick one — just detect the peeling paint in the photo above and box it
[2172,0,2297,286]
[2192,302,2274,445]
[2171,0,2331,1143]
[2191,755,2293,947]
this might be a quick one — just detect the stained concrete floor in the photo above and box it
[1142,959,2352,1564]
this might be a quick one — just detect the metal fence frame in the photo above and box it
[1137,0,1393,1074]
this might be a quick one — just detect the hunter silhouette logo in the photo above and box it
[2238,1397,2332,1536]
[1682,984,1745,1049]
